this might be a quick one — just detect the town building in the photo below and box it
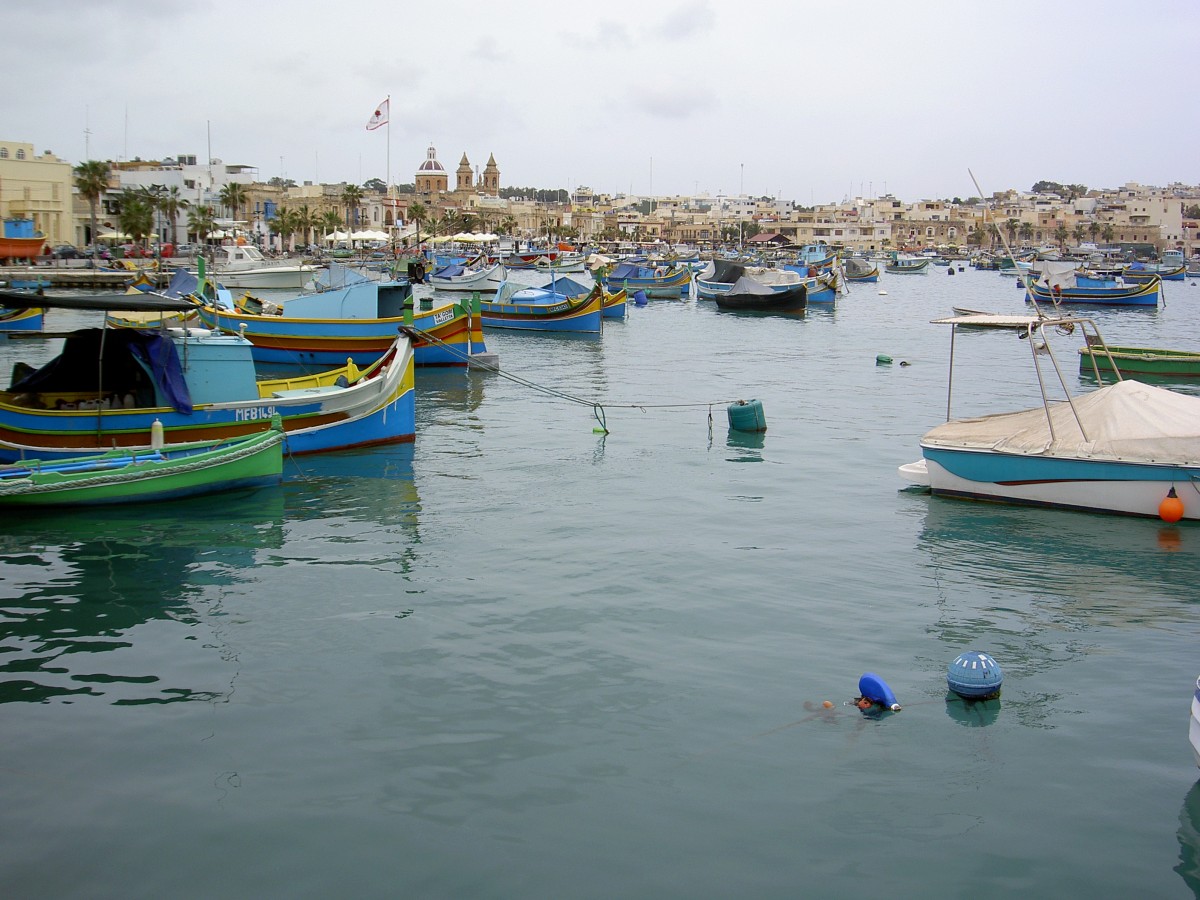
[0,140,76,247]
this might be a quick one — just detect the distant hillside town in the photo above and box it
[1,138,1197,259]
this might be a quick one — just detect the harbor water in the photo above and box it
[2,267,1199,898]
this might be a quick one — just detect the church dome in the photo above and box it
[417,145,444,173]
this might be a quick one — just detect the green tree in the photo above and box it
[117,189,154,249]
[1088,221,1101,244]
[1185,204,1200,219]
[219,182,248,225]
[1072,224,1086,246]
[407,201,428,248]
[160,185,190,247]
[1101,224,1115,244]
[498,215,518,237]
[269,207,298,251]
[320,209,342,238]
[1005,218,1020,245]
[73,159,111,247]
[1053,223,1070,250]
[341,183,364,229]
[187,205,216,247]
[1019,222,1034,244]
[362,178,387,194]
[295,204,315,247]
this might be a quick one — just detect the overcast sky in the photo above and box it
[11,0,1197,204]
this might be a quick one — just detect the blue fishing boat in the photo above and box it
[1027,263,1160,306]
[537,275,626,319]
[0,289,415,460]
[195,263,487,368]
[1123,257,1187,282]
[480,280,603,333]
[603,262,692,299]
[842,257,879,282]
[0,305,44,332]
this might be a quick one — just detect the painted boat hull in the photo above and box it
[197,298,485,367]
[1191,676,1200,768]
[885,259,930,274]
[0,236,47,260]
[0,427,283,506]
[714,284,807,313]
[1029,276,1160,306]
[480,286,603,333]
[1079,345,1200,379]
[0,307,44,332]
[604,268,692,299]
[919,446,1200,519]
[0,337,415,461]
[430,264,506,292]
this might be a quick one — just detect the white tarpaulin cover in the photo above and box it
[922,379,1200,464]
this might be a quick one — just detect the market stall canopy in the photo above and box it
[323,231,351,242]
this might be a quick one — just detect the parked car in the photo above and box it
[50,244,81,259]
[173,243,199,258]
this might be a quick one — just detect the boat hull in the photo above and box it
[197,299,484,367]
[480,288,603,333]
[920,447,1200,519]
[0,307,44,332]
[1191,677,1200,768]
[1079,345,1200,379]
[0,428,283,506]
[0,339,415,461]
[208,266,314,290]
[1029,276,1161,306]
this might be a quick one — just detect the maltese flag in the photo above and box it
[366,99,389,131]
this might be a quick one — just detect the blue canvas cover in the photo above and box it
[9,328,193,414]
[433,264,466,278]
[608,262,645,281]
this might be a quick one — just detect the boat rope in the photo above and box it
[402,325,746,430]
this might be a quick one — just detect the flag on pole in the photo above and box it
[366,99,389,131]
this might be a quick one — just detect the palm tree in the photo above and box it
[1071,224,1086,247]
[1019,222,1034,245]
[341,184,364,230]
[159,184,189,247]
[1101,224,1115,245]
[187,205,216,249]
[117,189,154,250]
[498,215,518,238]
[408,201,428,248]
[1053,223,1070,250]
[1005,218,1019,245]
[219,182,248,226]
[1088,221,1101,245]
[269,207,297,252]
[73,160,111,248]
[320,209,342,242]
[295,204,315,248]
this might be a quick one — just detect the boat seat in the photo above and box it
[270,385,344,399]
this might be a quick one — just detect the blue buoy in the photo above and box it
[858,672,901,711]
[633,290,649,306]
[947,651,1003,699]
[727,399,766,433]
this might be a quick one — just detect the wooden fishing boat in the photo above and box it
[696,261,803,300]
[0,289,415,460]
[1027,268,1161,306]
[0,419,284,506]
[843,258,879,282]
[1079,342,1200,379]
[885,255,930,274]
[603,261,692,298]
[429,258,506,292]
[479,280,604,333]
[195,264,487,367]
[0,305,44,332]
[713,275,806,313]
[537,276,626,319]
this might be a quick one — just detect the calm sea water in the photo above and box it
[2,266,1199,898]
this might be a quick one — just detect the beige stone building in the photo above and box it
[0,140,76,246]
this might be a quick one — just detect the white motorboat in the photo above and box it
[899,313,1200,520]
[199,246,315,290]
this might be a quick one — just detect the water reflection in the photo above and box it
[0,488,284,704]
[1178,779,1200,895]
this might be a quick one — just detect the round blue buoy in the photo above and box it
[947,651,1003,699]
[727,399,766,433]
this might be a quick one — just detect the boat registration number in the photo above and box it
[235,405,278,422]
[547,303,567,313]
[432,309,455,325]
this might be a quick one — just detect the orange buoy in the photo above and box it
[822,700,834,709]
[1159,487,1184,523]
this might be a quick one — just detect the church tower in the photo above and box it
[482,153,500,197]
[456,153,474,194]
[415,145,447,196]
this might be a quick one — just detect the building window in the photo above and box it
[15,149,25,160]
[0,148,7,158]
